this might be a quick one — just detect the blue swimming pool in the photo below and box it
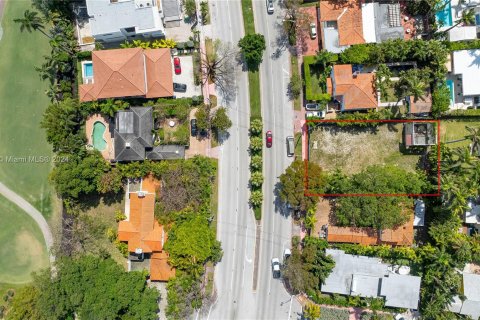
[83,62,93,78]
[446,79,454,107]
[436,0,453,27]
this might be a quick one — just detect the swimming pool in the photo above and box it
[83,62,93,78]
[92,121,107,151]
[446,79,454,107]
[436,0,453,27]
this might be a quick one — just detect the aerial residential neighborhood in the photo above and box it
[0,0,480,319]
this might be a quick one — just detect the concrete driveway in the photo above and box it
[173,55,201,98]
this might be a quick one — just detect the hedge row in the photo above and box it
[249,118,263,220]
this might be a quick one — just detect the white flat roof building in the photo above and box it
[449,26,477,42]
[362,3,377,43]
[452,50,480,97]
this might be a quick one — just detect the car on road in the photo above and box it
[286,136,294,157]
[284,248,291,260]
[306,110,326,119]
[174,57,181,74]
[271,258,281,278]
[310,23,317,39]
[173,82,187,92]
[305,103,320,111]
[190,119,197,136]
[266,130,273,148]
[266,0,274,13]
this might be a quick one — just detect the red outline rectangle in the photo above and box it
[304,119,441,197]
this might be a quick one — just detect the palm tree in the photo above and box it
[443,9,476,33]
[465,126,480,156]
[14,10,49,38]
[314,50,334,69]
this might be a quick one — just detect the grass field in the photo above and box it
[440,119,480,149]
[0,194,49,284]
[309,123,420,174]
[291,56,301,111]
[0,0,54,217]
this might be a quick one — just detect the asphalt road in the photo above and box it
[253,1,302,319]
[205,0,257,319]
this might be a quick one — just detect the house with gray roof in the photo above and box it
[86,0,165,43]
[448,273,480,320]
[114,107,184,162]
[322,249,422,310]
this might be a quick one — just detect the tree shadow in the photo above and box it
[273,181,293,219]
[77,191,124,212]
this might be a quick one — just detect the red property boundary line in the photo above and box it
[304,119,441,197]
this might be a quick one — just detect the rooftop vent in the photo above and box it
[135,248,143,254]
[126,142,131,148]
[138,191,146,197]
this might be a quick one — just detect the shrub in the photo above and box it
[115,210,126,222]
[445,39,480,51]
[76,50,92,60]
[303,56,332,102]
[250,136,263,154]
[443,108,480,118]
[339,44,375,64]
[319,307,350,320]
[250,118,263,136]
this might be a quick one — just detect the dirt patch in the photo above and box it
[309,124,420,174]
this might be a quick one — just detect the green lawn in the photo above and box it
[0,194,49,284]
[240,0,255,35]
[0,0,54,217]
[309,123,420,174]
[249,71,261,119]
[291,56,301,111]
[440,119,480,149]
[303,56,327,101]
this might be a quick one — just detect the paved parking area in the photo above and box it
[166,18,194,42]
[297,7,319,56]
[173,55,202,98]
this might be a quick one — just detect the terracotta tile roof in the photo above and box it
[79,48,173,102]
[150,252,176,281]
[409,92,432,114]
[327,64,377,110]
[327,211,414,246]
[319,0,365,46]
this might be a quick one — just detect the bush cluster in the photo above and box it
[303,56,332,102]
[249,118,263,219]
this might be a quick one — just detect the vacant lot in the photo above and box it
[0,0,53,217]
[309,123,420,174]
[0,194,49,284]
[440,119,479,149]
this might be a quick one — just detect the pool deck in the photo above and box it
[86,114,114,161]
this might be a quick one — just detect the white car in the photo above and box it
[284,248,292,260]
[271,258,281,278]
[305,103,320,111]
[306,110,326,119]
[266,0,274,14]
[310,23,317,39]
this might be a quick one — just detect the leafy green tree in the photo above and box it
[184,0,197,18]
[49,152,109,199]
[250,118,263,136]
[250,136,263,154]
[375,64,393,101]
[303,303,321,320]
[330,165,426,230]
[166,274,202,320]
[431,83,451,117]
[304,207,317,232]
[195,104,210,131]
[211,107,232,132]
[339,44,374,64]
[9,256,159,319]
[238,34,266,70]
[250,190,263,207]
[289,73,303,99]
[165,215,222,275]
[314,50,335,68]
[6,286,46,320]
[250,171,264,189]
[250,154,263,171]
[278,160,327,212]
[41,98,87,153]
[395,68,429,103]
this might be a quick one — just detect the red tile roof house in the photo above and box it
[319,0,415,53]
[79,47,173,102]
[327,64,378,111]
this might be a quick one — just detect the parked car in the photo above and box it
[173,82,187,92]
[286,136,294,157]
[266,0,274,14]
[174,57,181,74]
[284,248,291,260]
[306,110,326,119]
[310,23,317,39]
[266,130,273,148]
[271,258,281,278]
[190,119,197,136]
[305,103,320,111]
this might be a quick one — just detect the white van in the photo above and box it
[286,136,294,157]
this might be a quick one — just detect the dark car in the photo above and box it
[173,82,187,92]
[174,57,181,75]
[190,119,197,136]
[266,130,273,148]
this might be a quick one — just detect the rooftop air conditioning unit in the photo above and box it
[138,191,146,197]
[147,2,151,6]
[125,142,131,148]
[135,248,143,254]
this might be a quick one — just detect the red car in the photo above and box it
[266,130,272,148]
[174,57,181,74]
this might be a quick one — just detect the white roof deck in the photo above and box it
[452,50,480,96]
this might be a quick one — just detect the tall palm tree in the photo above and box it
[14,10,50,39]
[443,9,476,33]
